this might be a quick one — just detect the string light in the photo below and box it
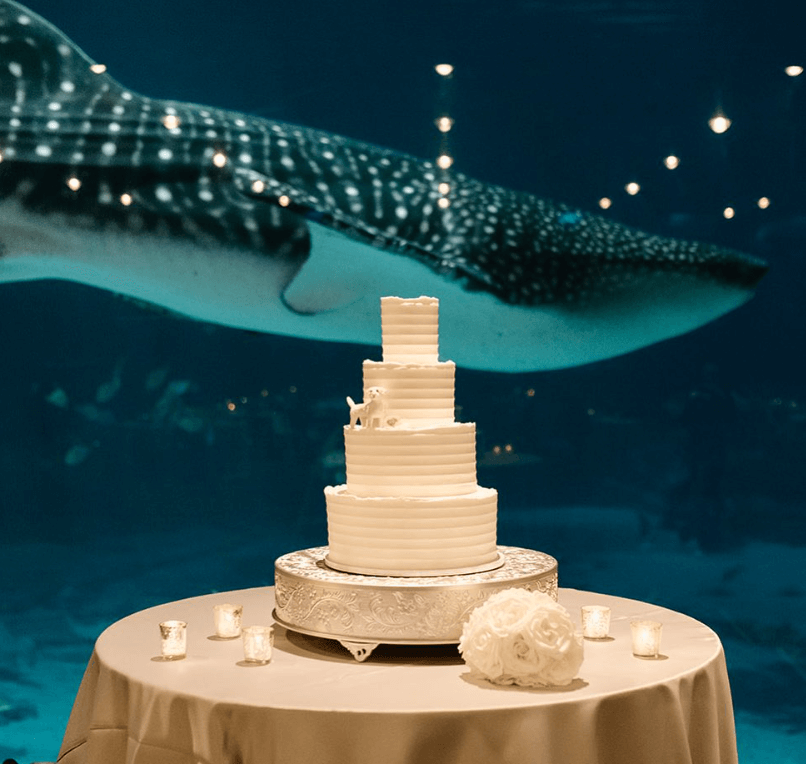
[598,197,612,210]
[278,195,291,207]
[709,114,731,134]
[251,179,266,194]
[161,114,181,130]
[785,65,803,77]
[120,193,133,206]
[625,182,640,196]
[438,182,451,194]
[435,116,454,133]
[437,154,453,169]
[663,155,680,170]
[67,176,81,191]
[437,196,450,209]
[757,197,771,209]
[212,151,227,168]
[435,64,454,76]
[90,64,107,74]
[723,206,735,219]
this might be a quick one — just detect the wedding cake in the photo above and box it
[324,296,503,576]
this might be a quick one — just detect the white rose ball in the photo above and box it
[459,589,584,688]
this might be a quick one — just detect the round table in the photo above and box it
[58,587,738,764]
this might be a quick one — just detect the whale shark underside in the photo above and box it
[0,1,766,371]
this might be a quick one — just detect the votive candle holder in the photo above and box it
[159,620,187,660]
[631,620,663,658]
[213,603,243,639]
[242,625,273,664]
[581,605,611,639]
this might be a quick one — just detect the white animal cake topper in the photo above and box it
[346,387,388,429]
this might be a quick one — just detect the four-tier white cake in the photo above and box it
[324,296,503,576]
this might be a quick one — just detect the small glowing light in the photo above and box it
[504,444,513,453]
[212,151,227,168]
[723,206,735,219]
[90,64,107,74]
[278,195,291,207]
[437,196,450,209]
[437,154,453,169]
[435,63,454,76]
[526,388,535,397]
[625,182,640,196]
[67,176,81,191]
[757,196,771,209]
[785,65,803,77]
[226,401,236,412]
[663,155,680,170]
[438,182,450,194]
[120,193,133,206]
[289,385,297,393]
[598,197,612,210]
[251,179,266,194]
[493,445,502,455]
[435,116,454,133]
[161,114,181,130]
[709,115,731,134]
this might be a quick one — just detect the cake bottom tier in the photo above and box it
[325,485,499,576]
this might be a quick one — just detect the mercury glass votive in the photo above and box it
[159,620,187,660]
[213,603,243,639]
[631,620,663,658]
[581,605,611,639]
[242,625,273,664]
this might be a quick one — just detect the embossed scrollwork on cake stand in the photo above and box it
[273,546,558,660]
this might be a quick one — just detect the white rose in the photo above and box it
[459,589,584,688]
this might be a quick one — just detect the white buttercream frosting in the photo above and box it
[325,296,499,576]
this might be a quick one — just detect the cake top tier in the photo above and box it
[381,296,440,364]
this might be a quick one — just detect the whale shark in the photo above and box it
[0,1,766,371]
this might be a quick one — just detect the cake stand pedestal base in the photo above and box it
[273,546,558,660]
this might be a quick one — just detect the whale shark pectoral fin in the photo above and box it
[233,168,498,315]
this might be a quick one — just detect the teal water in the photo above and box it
[1,0,805,760]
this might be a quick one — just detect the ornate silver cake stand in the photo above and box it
[273,546,558,661]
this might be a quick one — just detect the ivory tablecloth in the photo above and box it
[58,586,737,764]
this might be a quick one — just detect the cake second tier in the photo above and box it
[344,422,477,498]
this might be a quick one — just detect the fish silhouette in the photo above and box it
[0,1,766,370]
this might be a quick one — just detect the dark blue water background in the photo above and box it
[1,0,805,759]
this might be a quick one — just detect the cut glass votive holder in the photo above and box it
[213,603,243,639]
[631,620,663,658]
[243,625,273,664]
[581,605,611,639]
[159,620,187,660]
